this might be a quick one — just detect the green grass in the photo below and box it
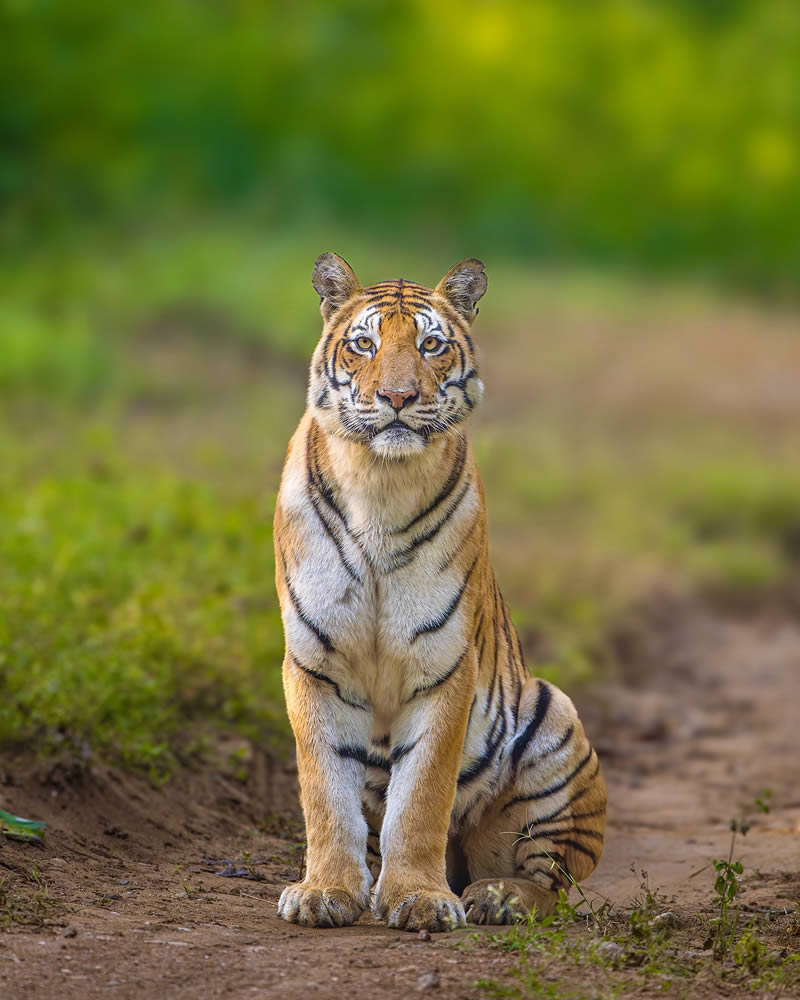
[469,874,800,999]
[0,419,286,777]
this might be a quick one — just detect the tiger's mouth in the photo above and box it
[366,418,432,458]
[372,419,428,438]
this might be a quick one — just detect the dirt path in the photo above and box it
[1,608,798,999]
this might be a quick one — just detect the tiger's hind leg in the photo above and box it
[459,678,606,924]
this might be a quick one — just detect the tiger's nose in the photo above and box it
[377,387,419,411]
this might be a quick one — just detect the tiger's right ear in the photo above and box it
[435,258,487,324]
[312,253,362,320]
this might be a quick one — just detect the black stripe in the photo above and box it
[466,693,477,730]
[389,480,471,570]
[511,670,523,729]
[336,744,367,765]
[329,339,345,385]
[358,297,398,309]
[284,575,335,651]
[320,328,337,379]
[455,340,467,382]
[519,724,575,772]
[306,483,362,583]
[484,661,498,715]
[520,804,605,838]
[410,552,479,641]
[514,848,566,869]
[279,545,335,652]
[390,739,420,764]
[500,598,515,664]
[526,761,601,817]
[457,706,507,787]
[393,435,467,534]
[524,825,604,842]
[291,655,368,710]
[407,648,467,700]
[487,677,506,743]
[510,681,552,768]
[505,747,595,812]
[336,745,391,771]
[492,580,501,666]
[551,838,599,864]
[307,425,352,532]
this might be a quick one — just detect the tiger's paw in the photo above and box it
[375,885,466,932]
[461,878,555,925]
[278,884,366,928]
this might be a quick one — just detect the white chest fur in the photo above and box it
[277,430,479,725]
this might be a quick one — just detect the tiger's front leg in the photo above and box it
[278,655,373,928]
[373,652,476,932]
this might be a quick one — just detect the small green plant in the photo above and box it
[626,867,662,940]
[710,855,744,957]
[731,927,767,973]
[706,789,772,959]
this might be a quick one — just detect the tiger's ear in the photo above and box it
[312,253,362,320]
[435,258,487,323]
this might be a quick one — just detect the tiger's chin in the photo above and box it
[369,425,428,460]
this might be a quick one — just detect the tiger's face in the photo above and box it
[308,254,487,459]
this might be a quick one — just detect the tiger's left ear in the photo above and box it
[312,252,362,320]
[435,258,487,323]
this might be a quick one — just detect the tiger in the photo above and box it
[273,253,606,932]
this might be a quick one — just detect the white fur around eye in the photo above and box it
[349,306,383,351]
[413,308,446,346]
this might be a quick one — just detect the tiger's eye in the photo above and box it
[422,336,443,353]
[355,336,373,352]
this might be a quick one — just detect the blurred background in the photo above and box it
[2,0,799,775]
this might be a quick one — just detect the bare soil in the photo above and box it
[1,605,799,999]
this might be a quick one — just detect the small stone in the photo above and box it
[417,969,440,990]
[62,926,78,938]
[596,941,624,964]
[652,910,681,930]
[418,929,431,942]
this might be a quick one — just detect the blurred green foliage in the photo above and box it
[2,0,799,285]
[2,1,800,773]
[0,423,285,776]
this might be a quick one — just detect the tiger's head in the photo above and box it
[308,253,487,459]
